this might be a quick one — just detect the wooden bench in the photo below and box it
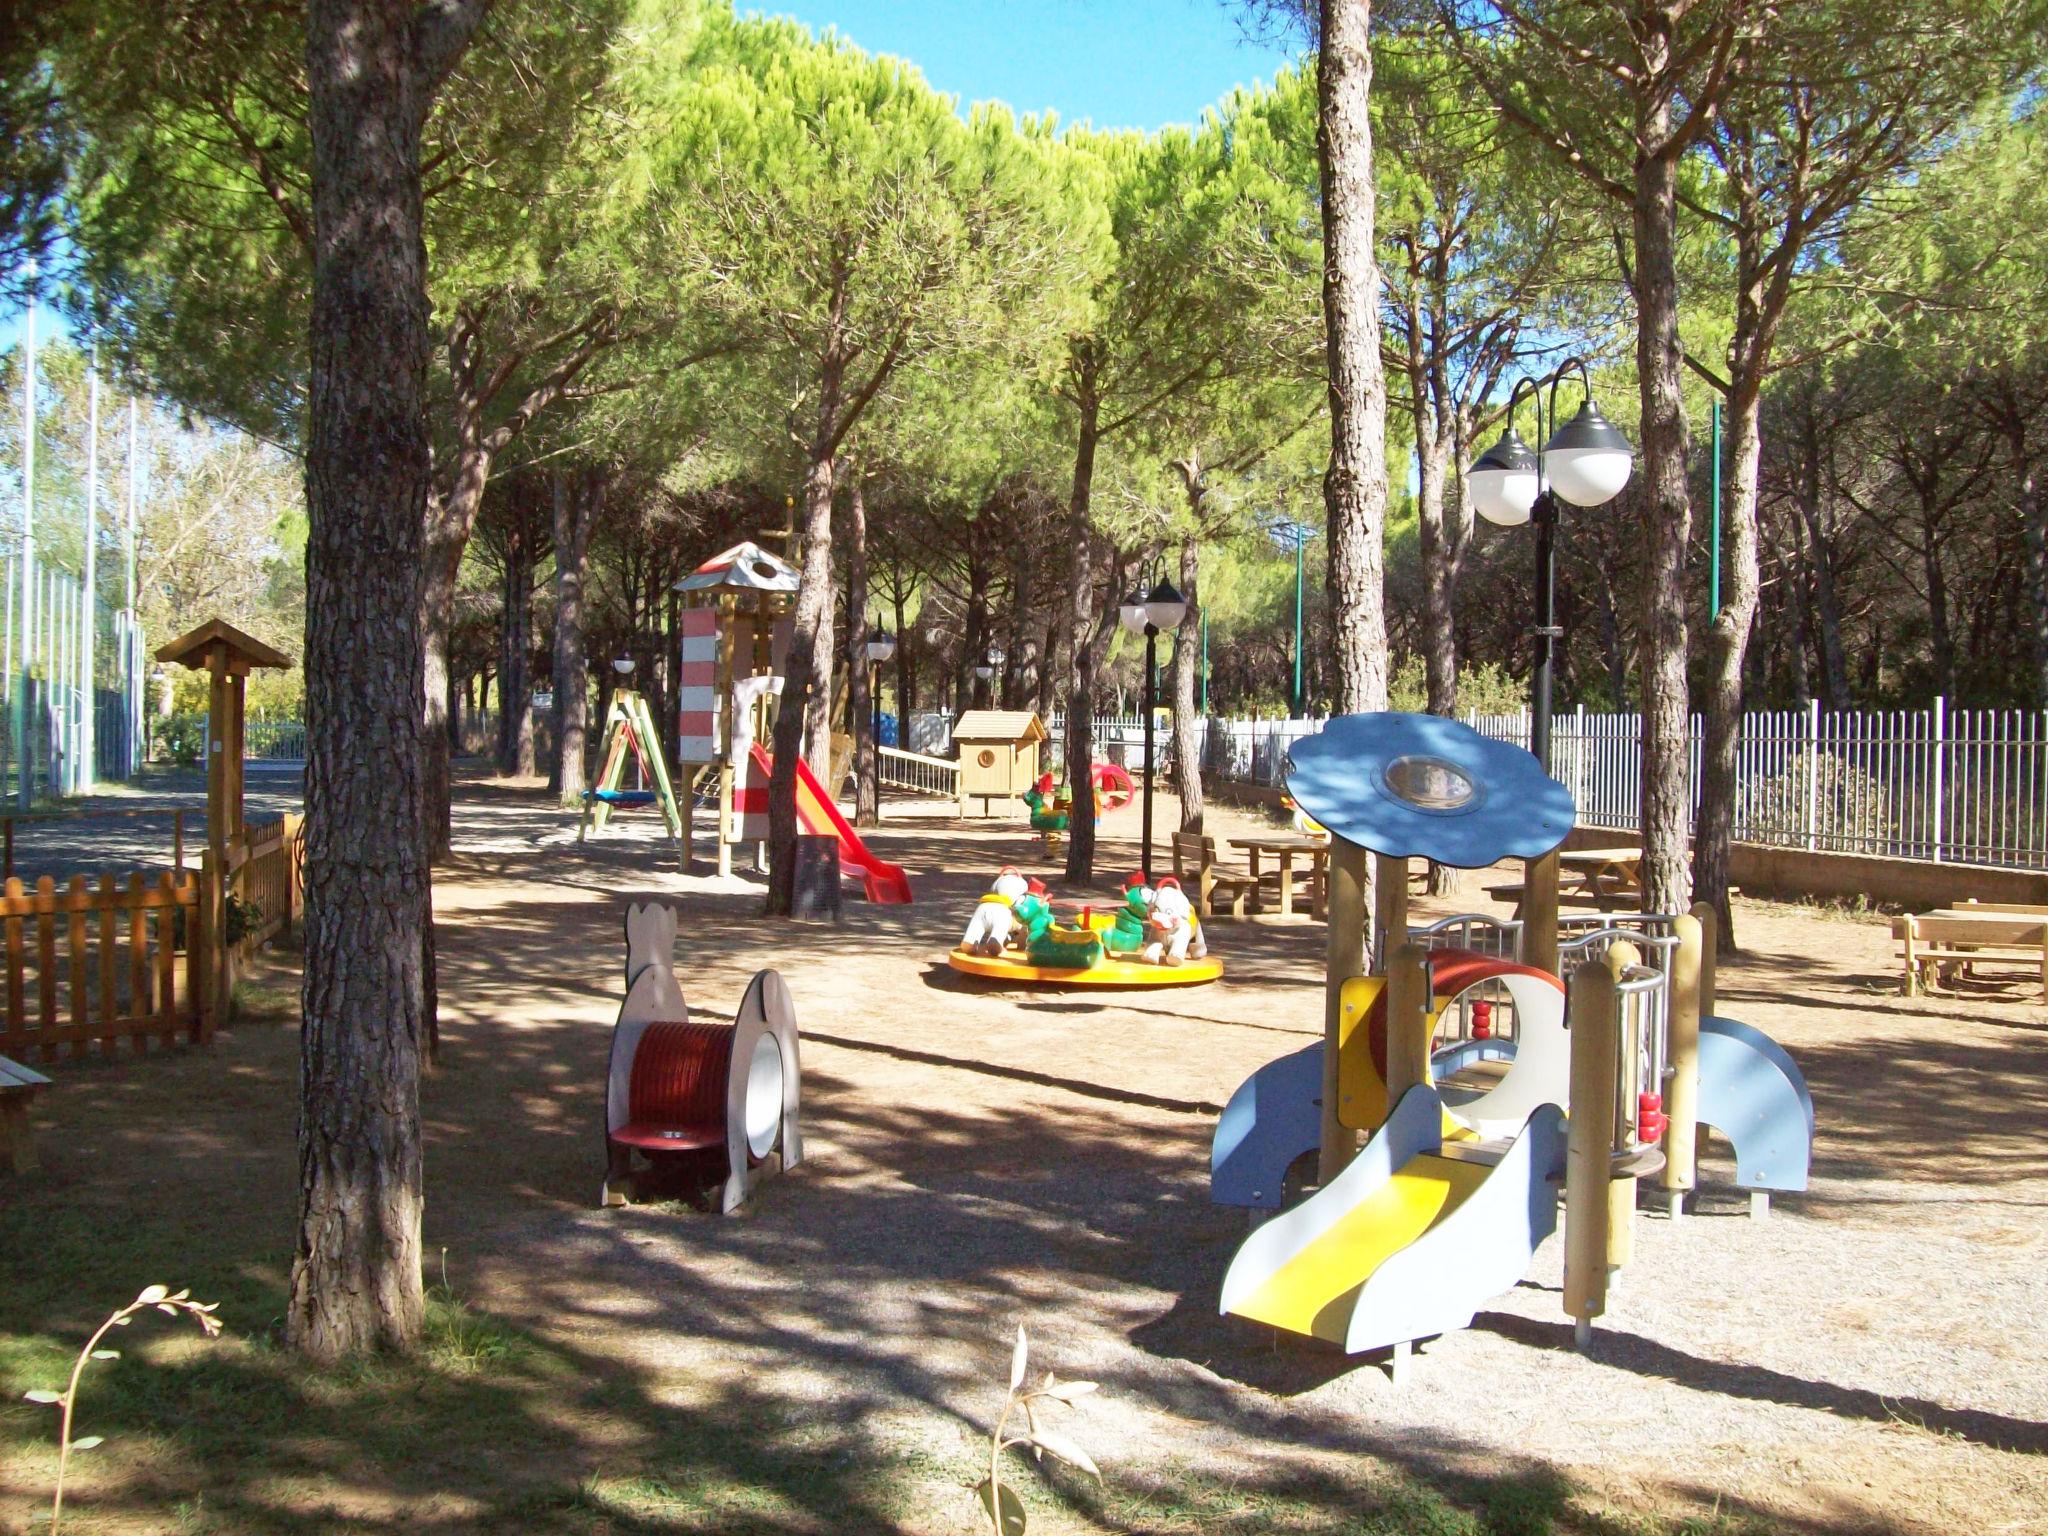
[1,1055,51,1174]
[1484,882,1737,921]
[1172,831,1263,920]
[1892,912,2048,998]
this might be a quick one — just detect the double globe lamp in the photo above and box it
[1465,363,1635,770]
[1118,579,1187,879]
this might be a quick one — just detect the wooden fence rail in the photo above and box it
[0,870,211,1061]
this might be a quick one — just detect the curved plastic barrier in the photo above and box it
[1697,1014,1814,1194]
[1220,1084,1567,1354]
[1211,1044,1322,1209]
[947,947,1222,988]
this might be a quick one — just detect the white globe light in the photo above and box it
[1118,593,1149,635]
[1469,467,1539,527]
[1542,399,1635,508]
[1142,580,1187,632]
[1467,427,1539,528]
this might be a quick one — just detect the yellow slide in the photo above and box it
[1229,1155,1487,1338]
[1220,1085,1567,1356]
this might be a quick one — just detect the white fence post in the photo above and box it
[1930,695,1945,864]
[1804,697,1821,852]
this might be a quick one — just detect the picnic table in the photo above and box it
[1487,846,1649,920]
[1891,906,2048,997]
[1228,834,1330,921]
[1,1055,50,1174]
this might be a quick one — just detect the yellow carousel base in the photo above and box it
[947,947,1223,988]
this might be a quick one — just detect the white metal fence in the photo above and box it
[924,701,2048,871]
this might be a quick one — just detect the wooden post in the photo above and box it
[715,598,736,878]
[1564,948,1619,1348]
[1371,851,1408,973]
[1383,944,1432,1104]
[1662,909,1705,1219]
[1320,838,1369,1184]
[207,651,231,1026]
[1604,939,1641,1276]
[1523,847,1559,975]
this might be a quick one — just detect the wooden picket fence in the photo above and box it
[0,870,211,1061]
[0,812,304,1063]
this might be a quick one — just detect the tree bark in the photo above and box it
[550,468,600,806]
[1989,390,2048,706]
[1317,0,1391,723]
[846,472,879,827]
[767,374,839,915]
[1170,539,1204,830]
[291,0,472,1363]
[496,523,535,777]
[1630,122,1695,917]
[1795,422,1853,708]
[1062,365,1102,886]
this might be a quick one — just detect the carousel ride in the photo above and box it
[946,867,1224,987]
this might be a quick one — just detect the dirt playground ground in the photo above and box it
[4,772,2047,1534]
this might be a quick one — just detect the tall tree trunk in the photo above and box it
[1630,132,1695,916]
[496,528,535,777]
[551,469,599,806]
[1317,0,1391,721]
[1993,396,2048,706]
[891,582,913,729]
[1170,539,1204,831]
[1691,375,1762,939]
[292,0,473,1363]
[1062,376,1102,885]
[1785,510,1813,703]
[1921,511,1956,701]
[767,371,840,915]
[847,473,879,827]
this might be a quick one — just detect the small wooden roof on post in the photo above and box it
[154,618,294,678]
[153,617,293,850]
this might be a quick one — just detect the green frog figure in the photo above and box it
[1104,872,1154,956]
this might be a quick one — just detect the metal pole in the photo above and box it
[1710,398,1722,622]
[82,351,99,793]
[18,274,37,811]
[125,398,141,776]
[1292,528,1305,716]
[1199,609,1209,715]
[1141,626,1157,880]
[1531,493,1558,772]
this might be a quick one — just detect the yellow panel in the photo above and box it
[1230,1156,1488,1341]
[1337,975,1387,1131]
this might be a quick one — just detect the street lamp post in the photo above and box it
[1119,579,1187,879]
[972,643,1004,709]
[1467,360,1635,771]
[861,623,896,822]
[863,623,896,750]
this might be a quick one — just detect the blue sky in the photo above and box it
[766,1,1301,130]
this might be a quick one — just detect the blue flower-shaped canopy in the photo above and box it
[1283,712,1575,868]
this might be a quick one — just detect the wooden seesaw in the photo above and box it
[601,903,803,1212]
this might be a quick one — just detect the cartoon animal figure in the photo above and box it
[961,866,1030,955]
[1008,879,1054,950]
[1022,772,1070,833]
[1143,876,1206,966]
[1281,793,1329,840]
[1106,872,1154,955]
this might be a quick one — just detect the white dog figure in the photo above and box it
[1142,876,1206,966]
[961,866,1029,956]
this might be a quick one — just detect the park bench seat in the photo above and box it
[1,1055,51,1174]
[1483,881,1738,919]
[1172,831,1263,920]
[1892,912,2048,998]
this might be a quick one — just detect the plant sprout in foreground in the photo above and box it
[976,1322,1103,1534]
[23,1284,222,1534]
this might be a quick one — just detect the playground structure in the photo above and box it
[672,541,911,902]
[601,902,803,1212]
[1211,712,1813,1374]
[947,866,1223,988]
[578,678,685,858]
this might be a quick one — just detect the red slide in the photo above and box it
[748,744,913,904]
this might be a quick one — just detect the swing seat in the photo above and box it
[589,789,659,807]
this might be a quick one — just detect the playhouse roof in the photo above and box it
[952,710,1047,744]
[675,541,800,597]
[153,618,294,673]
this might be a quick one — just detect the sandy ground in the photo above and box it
[9,771,2048,1533]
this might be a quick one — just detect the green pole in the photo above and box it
[1199,610,1209,714]
[1292,528,1305,715]
[1710,398,1722,621]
